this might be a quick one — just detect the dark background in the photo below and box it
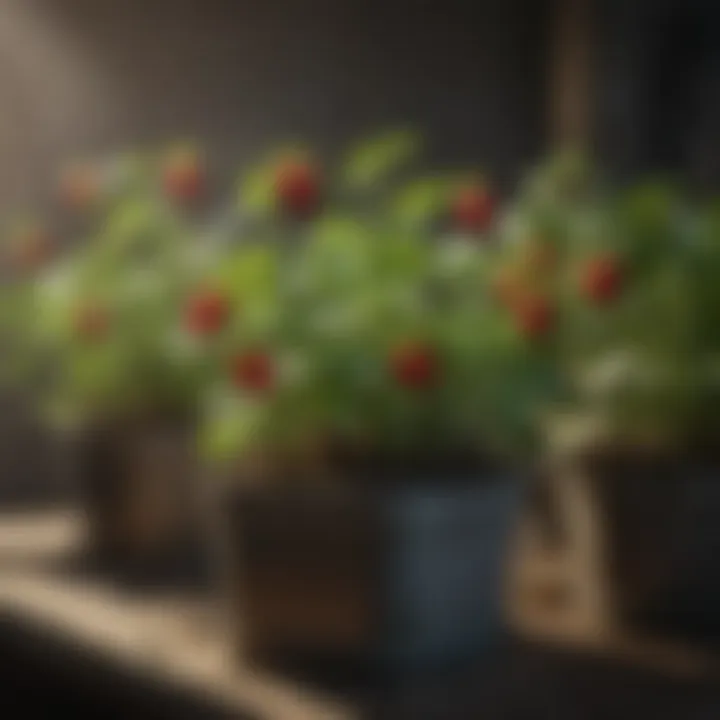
[0,0,547,209]
[1,0,719,206]
[598,0,720,188]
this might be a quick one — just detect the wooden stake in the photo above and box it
[549,0,594,149]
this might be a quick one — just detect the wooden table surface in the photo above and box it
[0,509,355,720]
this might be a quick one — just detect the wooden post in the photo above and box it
[549,0,595,149]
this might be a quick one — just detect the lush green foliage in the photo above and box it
[199,132,561,465]
[13,136,714,470]
[501,153,720,451]
[3,149,223,429]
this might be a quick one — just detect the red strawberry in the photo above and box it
[581,253,623,304]
[451,184,495,232]
[185,289,230,336]
[75,304,110,342]
[230,350,275,393]
[163,149,205,204]
[390,341,441,390]
[274,159,321,217]
[513,295,555,340]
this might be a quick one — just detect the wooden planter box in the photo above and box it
[229,475,520,680]
[79,417,210,587]
[582,450,720,643]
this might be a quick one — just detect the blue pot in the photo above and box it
[381,480,520,672]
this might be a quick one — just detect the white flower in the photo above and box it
[435,238,482,276]
[36,262,76,305]
[578,349,642,397]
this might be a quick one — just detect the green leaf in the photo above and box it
[198,392,267,462]
[238,161,277,215]
[306,215,372,279]
[217,244,279,304]
[391,176,456,227]
[342,129,422,189]
[615,181,681,267]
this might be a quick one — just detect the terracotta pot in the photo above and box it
[228,474,520,680]
[79,416,210,587]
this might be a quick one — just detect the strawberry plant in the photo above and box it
[0,217,56,390]
[500,152,720,452]
[13,146,227,430]
[198,131,562,473]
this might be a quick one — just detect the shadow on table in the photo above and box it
[265,639,720,720]
[0,613,256,720]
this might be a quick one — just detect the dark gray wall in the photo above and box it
[597,0,720,189]
[0,0,547,209]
